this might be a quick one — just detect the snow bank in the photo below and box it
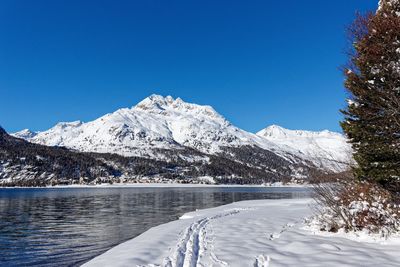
[84,199,400,267]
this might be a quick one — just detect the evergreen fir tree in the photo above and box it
[342,0,400,193]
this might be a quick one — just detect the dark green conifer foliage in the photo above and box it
[342,0,400,193]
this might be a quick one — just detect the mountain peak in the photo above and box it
[133,94,221,119]
[134,94,175,111]
[265,124,285,131]
[257,125,288,138]
[11,129,38,139]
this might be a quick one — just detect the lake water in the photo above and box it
[0,186,310,266]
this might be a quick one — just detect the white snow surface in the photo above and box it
[13,95,351,171]
[11,129,38,139]
[257,125,352,172]
[84,199,400,267]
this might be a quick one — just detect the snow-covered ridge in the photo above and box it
[12,94,352,172]
[257,125,352,172]
[257,125,342,139]
[134,94,222,119]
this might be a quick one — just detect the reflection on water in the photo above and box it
[0,186,310,266]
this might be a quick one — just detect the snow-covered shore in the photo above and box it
[84,199,400,267]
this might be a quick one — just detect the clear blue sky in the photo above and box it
[0,0,378,133]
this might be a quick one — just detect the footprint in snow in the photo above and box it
[269,233,280,240]
[268,222,296,240]
[254,255,270,267]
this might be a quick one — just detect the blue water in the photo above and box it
[0,186,310,266]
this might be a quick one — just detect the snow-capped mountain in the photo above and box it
[13,95,352,173]
[257,125,352,172]
[15,95,274,156]
[0,125,295,186]
[12,129,38,139]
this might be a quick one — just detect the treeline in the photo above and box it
[0,127,119,186]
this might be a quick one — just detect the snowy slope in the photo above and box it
[257,125,352,172]
[13,95,352,172]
